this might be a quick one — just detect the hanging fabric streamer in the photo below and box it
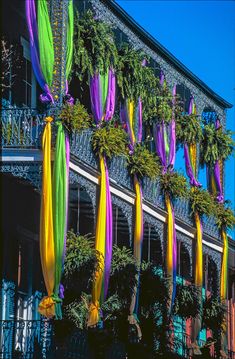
[120,98,143,330]
[26,0,72,318]
[207,119,224,203]
[38,117,56,318]
[154,79,177,308]
[184,98,201,187]
[87,69,115,327]
[220,229,228,301]
[25,0,54,103]
[52,123,69,319]
[26,0,74,103]
[182,98,203,353]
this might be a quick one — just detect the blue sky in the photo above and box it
[117,0,235,231]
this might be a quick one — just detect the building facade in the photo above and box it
[1,0,235,358]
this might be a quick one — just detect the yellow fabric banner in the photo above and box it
[165,193,173,276]
[87,155,106,327]
[195,211,203,287]
[220,229,228,301]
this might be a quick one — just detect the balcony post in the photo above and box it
[49,0,69,108]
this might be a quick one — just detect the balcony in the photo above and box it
[0,107,220,240]
[0,319,52,359]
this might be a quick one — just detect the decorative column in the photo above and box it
[49,0,69,106]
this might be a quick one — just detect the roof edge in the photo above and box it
[102,0,233,109]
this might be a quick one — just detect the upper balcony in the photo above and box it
[0,106,220,241]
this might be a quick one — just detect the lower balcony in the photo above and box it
[2,319,235,359]
[0,107,221,241]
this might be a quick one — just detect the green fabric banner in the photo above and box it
[52,122,67,319]
[66,0,74,79]
[38,0,54,86]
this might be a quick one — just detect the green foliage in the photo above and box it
[176,114,203,145]
[64,293,90,329]
[59,101,92,132]
[215,201,235,230]
[159,171,188,199]
[200,123,234,166]
[116,44,158,122]
[154,82,183,125]
[202,296,227,333]
[139,263,169,317]
[64,293,122,329]
[173,284,201,320]
[63,231,101,300]
[189,187,216,217]
[109,245,138,311]
[155,82,173,124]
[127,143,161,180]
[73,10,118,79]
[91,121,128,159]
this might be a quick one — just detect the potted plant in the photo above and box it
[200,123,234,167]
[91,120,128,160]
[159,171,188,200]
[59,101,92,133]
[127,143,161,181]
[173,284,201,320]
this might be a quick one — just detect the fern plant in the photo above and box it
[200,123,234,166]
[215,201,235,230]
[127,143,161,180]
[189,187,216,217]
[109,245,138,312]
[73,10,118,79]
[176,113,203,146]
[59,101,92,132]
[159,171,188,199]
[91,121,128,159]
[116,44,158,122]
[63,231,102,301]
[173,284,201,320]
[202,296,227,333]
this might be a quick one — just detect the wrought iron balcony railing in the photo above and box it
[1,108,45,148]
[0,319,52,359]
[0,107,220,240]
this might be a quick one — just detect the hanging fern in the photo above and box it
[202,296,227,333]
[200,123,234,166]
[127,143,161,180]
[159,171,188,199]
[59,101,92,132]
[73,10,118,79]
[189,187,216,217]
[116,44,158,122]
[215,201,235,230]
[109,245,138,311]
[176,113,203,145]
[154,81,183,126]
[91,121,128,159]
[173,284,201,320]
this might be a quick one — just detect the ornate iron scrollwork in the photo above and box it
[69,169,97,215]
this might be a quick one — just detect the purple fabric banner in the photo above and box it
[183,97,201,187]
[137,98,142,143]
[104,158,113,299]
[168,85,176,169]
[172,203,177,306]
[25,0,54,103]
[62,134,70,265]
[90,73,103,124]
[214,119,224,203]
[184,145,201,187]
[104,69,116,121]
[154,122,167,173]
